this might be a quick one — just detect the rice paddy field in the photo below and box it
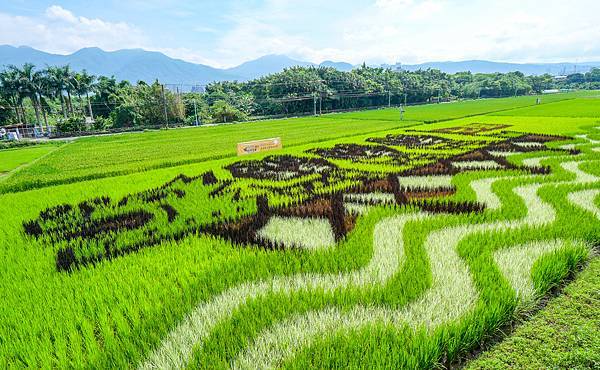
[0,143,62,176]
[1,91,599,368]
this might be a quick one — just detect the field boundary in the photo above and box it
[0,142,70,182]
[453,255,597,368]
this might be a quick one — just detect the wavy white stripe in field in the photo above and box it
[472,152,560,209]
[140,213,430,369]
[232,183,561,369]
[344,202,372,215]
[575,134,600,145]
[344,192,395,204]
[522,157,546,167]
[397,175,453,189]
[257,217,336,250]
[452,160,502,170]
[494,240,571,305]
[567,189,600,219]
[559,143,577,150]
[470,177,505,210]
[561,161,598,183]
[514,142,544,148]
[487,150,517,157]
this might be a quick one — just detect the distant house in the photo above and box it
[1,124,39,139]
[553,75,568,81]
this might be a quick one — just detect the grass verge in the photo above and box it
[464,257,600,369]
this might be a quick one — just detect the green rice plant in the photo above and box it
[0,143,62,174]
[323,92,588,123]
[1,98,600,369]
[492,98,600,118]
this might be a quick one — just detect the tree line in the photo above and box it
[1,62,598,135]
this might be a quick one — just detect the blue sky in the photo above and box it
[1,0,600,67]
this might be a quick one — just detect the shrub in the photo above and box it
[56,115,86,133]
[210,100,248,123]
[92,116,112,130]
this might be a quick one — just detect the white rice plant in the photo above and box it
[452,160,502,170]
[559,143,577,150]
[521,157,544,167]
[561,161,599,184]
[575,134,600,144]
[487,150,517,157]
[344,192,395,204]
[514,142,544,148]
[567,189,600,219]
[494,240,572,305]
[344,202,372,215]
[397,175,453,189]
[470,177,505,210]
[257,217,336,250]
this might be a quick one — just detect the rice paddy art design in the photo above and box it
[20,124,600,368]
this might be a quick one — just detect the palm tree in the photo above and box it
[37,72,55,133]
[74,70,96,119]
[45,66,68,118]
[10,64,46,133]
[0,68,23,124]
[62,65,76,115]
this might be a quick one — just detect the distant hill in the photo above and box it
[319,60,354,72]
[225,54,314,80]
[1,45,598,85]
[224,55,357,79]
[0,45,239,85]
[0,46,356,84]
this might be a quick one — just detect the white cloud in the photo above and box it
[0,5,146,55]
[1,1,600,68]
[45,5,78,23]
[329,0,600,64]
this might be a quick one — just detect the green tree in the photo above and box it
[210,100,247,123]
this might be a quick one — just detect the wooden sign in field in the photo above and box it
[237,137,282,156]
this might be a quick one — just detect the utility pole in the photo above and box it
[313,94,317,116]
[193,99,199,126]
[161,84,169,128]
[404,93,407,106]
[319,95,322,115]
[388,91,391,107]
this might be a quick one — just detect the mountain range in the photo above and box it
[1,45,598,86]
